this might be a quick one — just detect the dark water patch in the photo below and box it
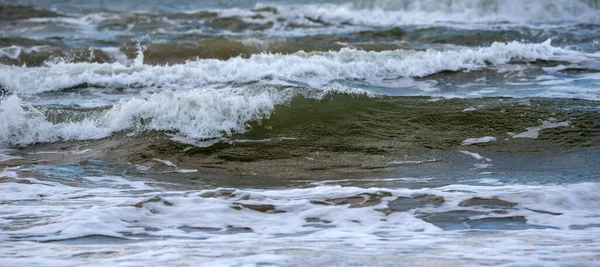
[417,211,552,230]
[88,10,274,35]
[304,217,335,229]
[356,27,405,38]
[417,210,486,230]
[199,188,238,198]
[465,216,552,230]
[210,16,273,32]
[458,197,517,209]
[166,11,219,20]
[0,37,53,47]
[222,226,255,234]
[414,27,513,46]
[558,67,600,74]
[199,188,263,200]
[71,251,120,259]
[86,11,270,36]
[526,208,562,216]
[380,194,445,214]
[0,46,113,67]
[231,203,285,213]
[0,84,10,97]
[0,176,32,184]
[0,5,62,21]
[178,225,253,234]
[569,224,600,230]
[305,217,332,224]
[323,191,392,208]
[47,82,112,93]
[131,196,173,208]
[252,6,279,14]
[351,26,528,47]
[178,226,221,233]
[40,234,138,245]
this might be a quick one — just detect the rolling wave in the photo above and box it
[0,85,367,146]
[2,85,598,148]
[1,40,590,94]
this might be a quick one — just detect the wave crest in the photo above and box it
[1,40,583,94]
[0,85,367,146]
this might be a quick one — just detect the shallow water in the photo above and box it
[1,0,600,266]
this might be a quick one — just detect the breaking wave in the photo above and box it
[0,40,589,94]
[0,85,368,146]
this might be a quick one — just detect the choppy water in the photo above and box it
[1,0,600,266]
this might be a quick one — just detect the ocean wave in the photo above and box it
[0,85,368,146]
[267,0,600,27]
[0,40,588,94]
[2,1,598,47]
[2,87,598,149]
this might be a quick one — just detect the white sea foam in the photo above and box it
[0,40,585,94]
[0,89,275,146]
[153,158,177,167]
[175,169,198,173]
[513,119,570,139]
[461,136,497,145]
[473,163,492,169]
[1,167,600,265]
[99,87,291,139]
[460,150,485,160]
[0,95,110,146]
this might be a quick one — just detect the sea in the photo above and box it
[1,0,600,266]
